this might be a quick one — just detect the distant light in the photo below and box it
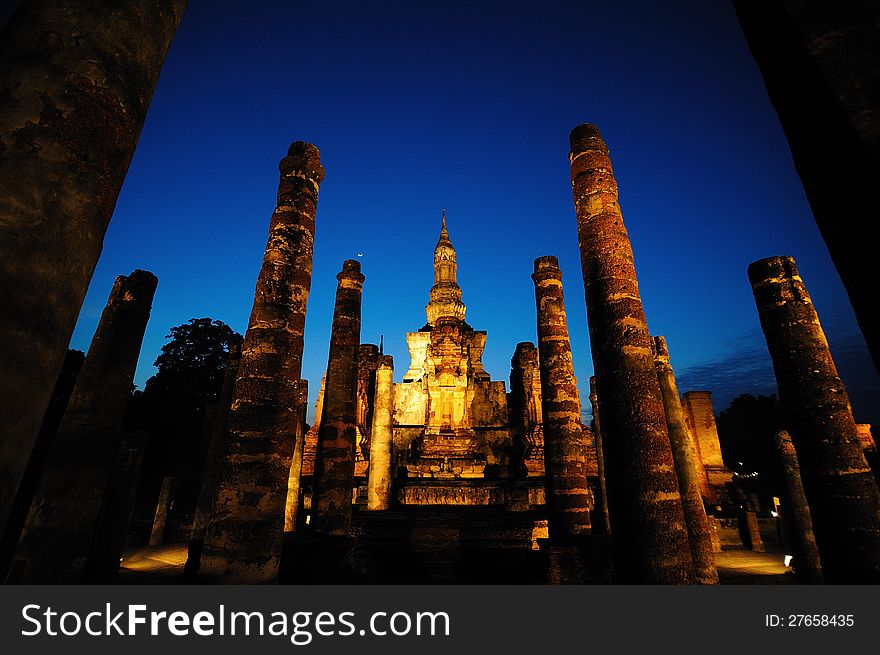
[784,555,793,567]
[770,511,778,517]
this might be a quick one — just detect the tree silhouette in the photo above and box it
[127,318,241,542]
[716,393,786,508]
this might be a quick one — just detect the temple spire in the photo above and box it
[425,212,466,326]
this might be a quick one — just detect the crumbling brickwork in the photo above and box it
[200,142,323,583]
[569,123,692,583]
[749,255,880,582]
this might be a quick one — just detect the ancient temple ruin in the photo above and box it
[392,214,517,504]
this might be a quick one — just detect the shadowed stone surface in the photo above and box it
[149,475,173,546]
[588,376,611,536]
[532,256,591,538]
[734,0,880,373]
[653,336,718,584]
[367,356,395,510]
[200,142,324,583]
[774,429,822,584]
[13,270,157,583]
[569,123,692,584]
[81,429,148,583]
[311,260,365,536]
[183,342,241,578]
[749,255,880,583]
[0,0,185,538]
[283,380,309,532]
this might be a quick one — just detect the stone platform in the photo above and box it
[281,507,554,583]
[394,479,545,508]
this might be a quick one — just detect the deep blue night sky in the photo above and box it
[62,0,879,424]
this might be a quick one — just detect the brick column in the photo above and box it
[588,376,611,535]
[0,1,184,537]
[14,270,157,582]
[283,380,308,532]
[311,260,365,536]
[749,255,880,582]
[653,336,718,584]
[149,475,173,546]
[569,123,692,583]
[774,429,823,583]
[200,142,324,583]
[367,355,395,510]
[532,256,592,538]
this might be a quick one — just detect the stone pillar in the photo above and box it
[740,510,765,552]
[531,256,592,538]
[367,355,395,510]
[774,429,823,584]
[149,475,173,546]
[82,429,148,583]
[283,380,309,532]
[311,260,365,536]
[652,336,719,584]
[200,142,324,584]
[588,376,611,536]
[733,0,880,374]
[749,255,880,583]
[13,270,158,583]
[183,341,241,578]
[569,123,692,583]
[0,0,185,539]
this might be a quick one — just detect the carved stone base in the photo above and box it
[405,456,486,479]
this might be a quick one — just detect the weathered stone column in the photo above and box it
[311,260,365,536]
[82,429,148,582]
[283,379,308,532]
[749,255,880,583]
[0,0,185,539]
[367,355,395,510]
[183,341,241,578]
[569,123,692,583]
[149,475,173,546]
[13,270,158,583]
[200,142,324,584]
[774,429,823,584]
[532,256,592,538]
[652,336,719,584]
[588,376,611,535]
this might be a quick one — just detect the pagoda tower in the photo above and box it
[394,213,510,492]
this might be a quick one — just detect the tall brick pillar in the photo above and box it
[531,256,592,538]
[0,1,185,538]
[749,255,880,583]
[283,380,308,532]
[200,142,324,583]
[569,123,692,583]
[311,260,365,536]
[652,336,718,584]
[774,430,823,584]
[367,355,395,510]
[588,376,611,535]
[13,270,157,582]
